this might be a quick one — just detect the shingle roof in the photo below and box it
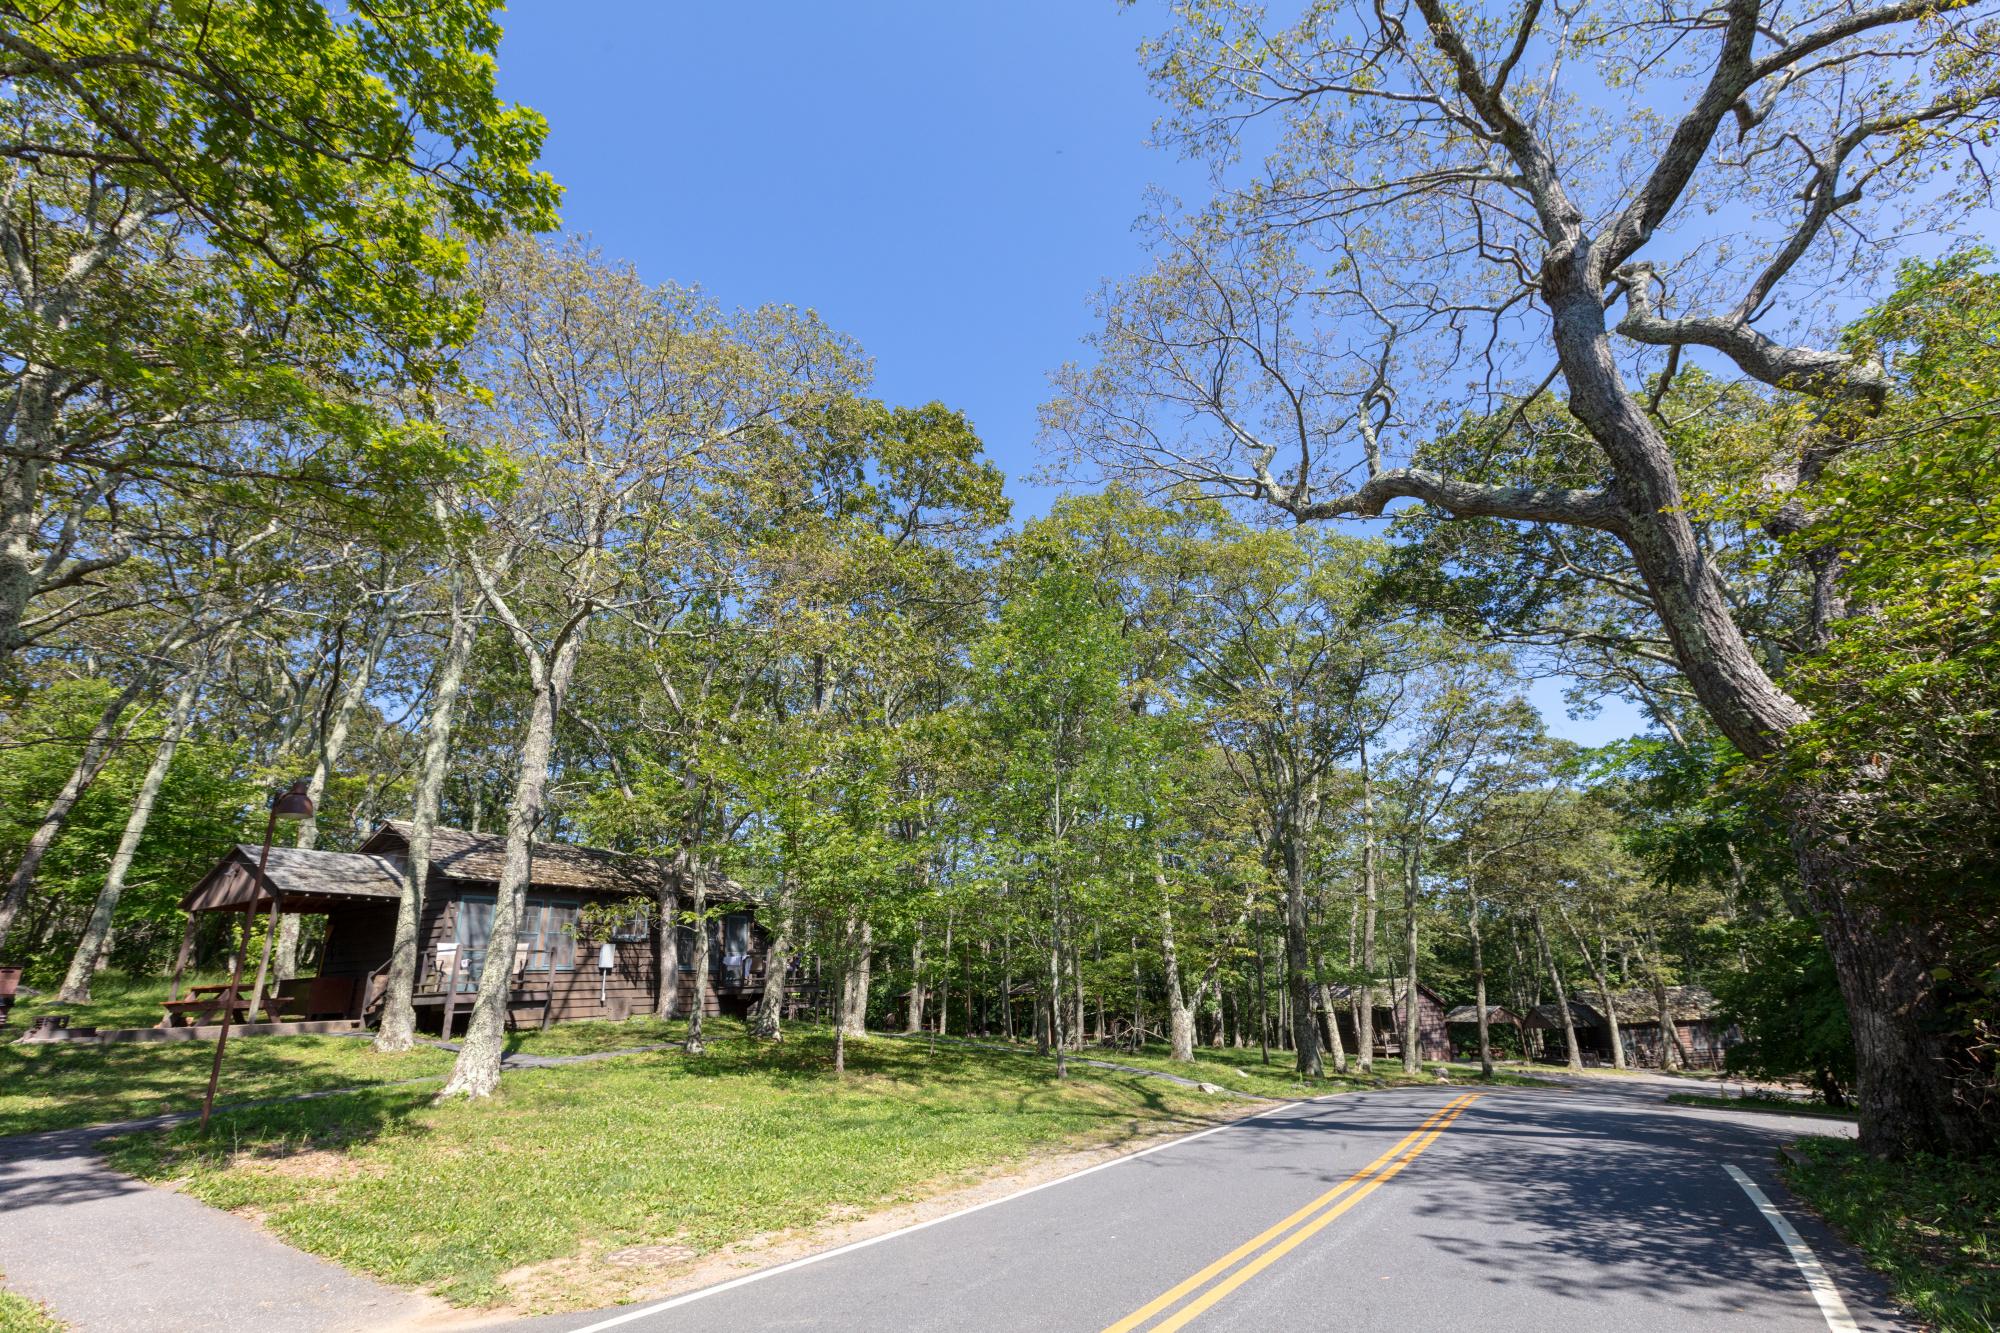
[367,820,665,896]
[181,844,408,911]
[1524,999,1608,1029]
[1582,985,1722,1024]
[1445,1003,1521,1025]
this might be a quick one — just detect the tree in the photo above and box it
[0,0,558,663]
[1052,0,2000,1156]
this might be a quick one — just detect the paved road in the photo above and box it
[529,1079,1908,1333]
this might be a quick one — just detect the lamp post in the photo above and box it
[202,780,314,1130]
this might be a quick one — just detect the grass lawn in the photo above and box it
[1664,1092,1858,1120]
[8,969,219,1032]
[106,1027,1244,1311]
[0,1034,455,1137]
[1783,1137,1999,1332]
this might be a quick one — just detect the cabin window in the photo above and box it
[518,896,579,971]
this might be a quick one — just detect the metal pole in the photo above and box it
[203,802,278,1131]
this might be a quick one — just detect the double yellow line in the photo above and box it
[1103,1093,1482,1333]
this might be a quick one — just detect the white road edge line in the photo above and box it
[1723,1163,1860,1333]
[565,1098,1308,1333]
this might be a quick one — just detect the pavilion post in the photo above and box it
[166,912,199,1003]
[247,892,283,1022]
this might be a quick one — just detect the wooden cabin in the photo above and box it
[1583,985,1740,1069]
[1326,980,1452,1063]
[173,821,779,1034]
[1443,1003,1525,1059]
[1523,998,1617,1063]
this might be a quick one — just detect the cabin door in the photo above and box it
[454,895,496,993]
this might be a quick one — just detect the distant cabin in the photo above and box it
[1519,988,1739,1068]
[176,821,779,1032]
[1326,981,1452,1063]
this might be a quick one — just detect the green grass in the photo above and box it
[495,1015,687,1058]
[8,970,212,1032]
[1783,1137,1999,1332]
[1665,1092,1859,1120]
[106,1027,1239,1310]
[0,1033,454,1137]
[0,1284,63,1333]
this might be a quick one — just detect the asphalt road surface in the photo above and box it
[529,1077,1907,1333]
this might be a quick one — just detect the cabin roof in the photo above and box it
[361,820,665,896]
[1524,999,1609,1029]
[181,845,408,912]
[1582,985,1723,1024]
[1445,1003,1521,1025]
[1325,980,1447,1008]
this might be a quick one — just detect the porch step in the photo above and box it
[14,1018,366,1045]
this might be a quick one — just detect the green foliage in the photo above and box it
[1785,1137,2000,1332]
[0,680,257,978]
[1712,918,1855,1104]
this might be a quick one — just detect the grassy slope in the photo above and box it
[0,1034,454,1137]
[107,1028,1238,1309]
[1783,1138,1998,1333]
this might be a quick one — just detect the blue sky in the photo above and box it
[491,2,1646,745]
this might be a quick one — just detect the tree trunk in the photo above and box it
[1639,925,1682,1071]
[1401,851,1422,1074]
[905,925,925,1033]
[435,629,582,1101]
[1533,910,1583,1072]
[1159,879,1195,1062]
[1356,739,1379,1072]
[1563,907,1627,1070]
[936,911,953,1038]
[279,608,394,979]
[839,914,871,1037]
[1469,893,1494,1077]
[751,875,791,1038]
[375,580,474,1053]
[683,857,710,1054]
[1790,802,1992,1157]
[57,647,218,1001]
[0,678,146,958]
[1281,832,1323,1077]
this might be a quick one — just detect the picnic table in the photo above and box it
[159,983,270,1027]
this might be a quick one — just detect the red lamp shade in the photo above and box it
[272,781,315,821]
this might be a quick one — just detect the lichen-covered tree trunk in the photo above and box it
[839,913,872,1037]
[751,875,791,1038]
[375,579,474,1053]
[1159,878,1195,1062]
[1564,907,1627,1070]
[683,857,710,1054]
[1469,890,1494,1077]
[904,925,925,1033]
[1281,832,1323,1077]
[57,647,219,1001]
[1401,851,1423,1074]
[1534,910,1582,1072]
[279,608,395,979]
[1355,740,1379,1072]
[435,631,581,1101]
[0,677,145,957]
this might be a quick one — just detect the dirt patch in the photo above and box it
[458,1098,1277,1319]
